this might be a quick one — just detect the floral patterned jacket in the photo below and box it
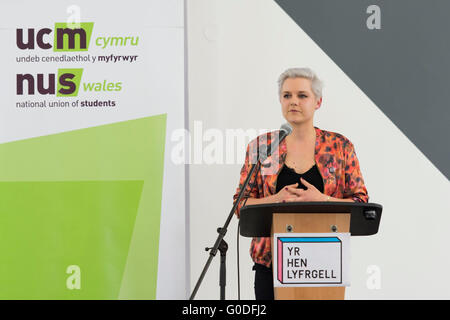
[233,127,369,267]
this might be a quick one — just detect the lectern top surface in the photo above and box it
[239,202,382,237]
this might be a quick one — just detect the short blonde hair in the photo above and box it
[278,67,323,100]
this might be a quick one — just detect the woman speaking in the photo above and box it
[233,67,369,300]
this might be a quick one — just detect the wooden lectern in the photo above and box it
[240,202,382,300]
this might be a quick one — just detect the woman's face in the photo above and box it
[280,77,322,126]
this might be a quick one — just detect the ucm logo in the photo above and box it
[16,22,94,52]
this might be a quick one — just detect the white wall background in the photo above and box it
[187,0,450,300]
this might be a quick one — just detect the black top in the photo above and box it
[275,164,324,193]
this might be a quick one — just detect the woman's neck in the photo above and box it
[288,123,316,143]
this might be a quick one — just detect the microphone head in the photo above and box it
[280,123,292,135]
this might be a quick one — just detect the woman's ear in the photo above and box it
[315,97,323,110]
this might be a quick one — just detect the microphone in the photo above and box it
[260,123,292,161]
[280,122,293,135]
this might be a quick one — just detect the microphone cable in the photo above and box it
[237,219,241,300]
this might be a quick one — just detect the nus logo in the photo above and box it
[16,69,83,97]
[16,22,94,51]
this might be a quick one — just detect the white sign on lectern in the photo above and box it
[273,233,351,287]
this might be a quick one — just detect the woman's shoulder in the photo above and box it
[245,130,282,161]
[247,129,283,147]
[317,127,354,149]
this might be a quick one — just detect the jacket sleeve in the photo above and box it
[343,141,369,203]
[232,142,263,218]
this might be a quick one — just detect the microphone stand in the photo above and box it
[189,128,290,300]
[189,159,261,300]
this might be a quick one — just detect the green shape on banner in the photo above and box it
[0,114,167,299]
[53,22,94,52]
[57,68,83,97]
[0,181,142,299]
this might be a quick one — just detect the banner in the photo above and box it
[0,0,186,299]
